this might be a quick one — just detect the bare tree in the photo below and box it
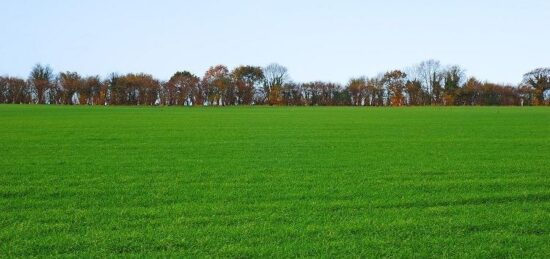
[263,63,289,105]
[28,64,54,104]
[413,60,444,104]
[281,82,304,105]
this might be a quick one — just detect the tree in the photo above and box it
[368,77,385,106]
[523,68,550,105]
[1,76,30,104]
[413,60,443,104]
[104,73,159,105]
[1,62,541,107]
[58,71,82,104]
[28,64,54,104]
[332,87,352,106]
[405,79,424,105]
[203,65,231,106]
[302,81,341,106]
[443,65,466,105]
[231,66,264,105]
[119,74,139,105]
[79,76,103,105]
[117,73,160,105]
[383,70,407,106]
[167,71,200,105]
[517,85,534,106]
[0,76,5,103]
[456,77,483,105]
[164,76,178,105]
[137,74,161,105]
[302,81,334,105]
[302,82,320,105]
[281,82,304,105]
[105,73,122,105]
[347,77,367,106]
[325,82,344,105]
[263,63,289,105]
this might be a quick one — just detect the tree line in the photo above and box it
[1,60,549,106]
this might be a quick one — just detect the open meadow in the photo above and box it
[0,105,549,257]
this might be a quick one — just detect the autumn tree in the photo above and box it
[119,74,139,105]
[139,75,161,105]
[117,73,160,105]
[231,66,264,105]
[13,77,31,104]
[203,65,232,106]
[383,70,407,106]
[369,76,386,106]
[1,62,537,107]
[193,80,206,106]
[405,79,424,105]
[104,73,161,105]
[79,76,103,105]
[1,76,30,104]
[167,71,200,105]
[455,77,483,105]
[523,68,550,105]
[347,77,367,106]
[58,71,82,104]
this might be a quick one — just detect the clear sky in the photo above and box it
[1,0,549,85]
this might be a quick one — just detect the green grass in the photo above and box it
[0,105,549,257]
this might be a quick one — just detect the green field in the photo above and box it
[0,105,549,257]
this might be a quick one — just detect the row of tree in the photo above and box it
[1,61,549,106]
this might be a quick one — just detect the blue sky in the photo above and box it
[1,0,549,85]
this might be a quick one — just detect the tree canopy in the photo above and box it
[1,61,548,106]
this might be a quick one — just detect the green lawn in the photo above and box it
[0,105,549,257]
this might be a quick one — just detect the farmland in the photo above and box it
[0,105,549,257]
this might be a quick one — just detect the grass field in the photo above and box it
[0,105,549,257]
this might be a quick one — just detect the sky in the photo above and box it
[1,0,549,85]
